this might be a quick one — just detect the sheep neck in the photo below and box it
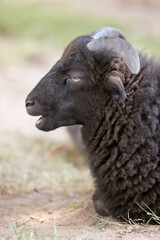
[81,68,146,180]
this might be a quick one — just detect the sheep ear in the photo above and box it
[105,75,127,99]
[87,37,140,74]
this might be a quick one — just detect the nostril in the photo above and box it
[26,100,35,108]
[25,99,40,116]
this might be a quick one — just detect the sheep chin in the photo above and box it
[35,114,57,132]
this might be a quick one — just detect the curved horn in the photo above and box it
[87,37,140,74]
[90,27,126,40]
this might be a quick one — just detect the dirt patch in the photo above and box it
[1,188,160,240]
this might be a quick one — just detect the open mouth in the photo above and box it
[36,114,51,130]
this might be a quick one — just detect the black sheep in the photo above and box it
[25,27,160,222]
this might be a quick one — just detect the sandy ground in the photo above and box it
[1,189,160,240]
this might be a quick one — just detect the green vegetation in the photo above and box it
[11,218,63,240]
[0,0,123,44]
[0,0,159,64]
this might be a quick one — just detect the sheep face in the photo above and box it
[25,37,98,131]
[25,27,140,132]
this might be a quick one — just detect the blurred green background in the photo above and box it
[0,0,160,65]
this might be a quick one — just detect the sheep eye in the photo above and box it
[72,78,81,82]
[66,77,81,84]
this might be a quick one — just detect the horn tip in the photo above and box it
[131,54,140,74]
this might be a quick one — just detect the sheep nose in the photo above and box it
[25,99,39,116]
[25,100,35,108]
[25,97,44,116]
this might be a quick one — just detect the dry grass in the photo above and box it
[1,131,160,239]
[0,131,92,196]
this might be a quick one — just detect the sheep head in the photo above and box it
[25,27,140,131]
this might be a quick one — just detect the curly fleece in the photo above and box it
[82,55,160,221]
